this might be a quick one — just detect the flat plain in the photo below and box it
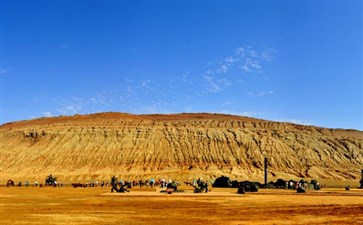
[1,186,362,225]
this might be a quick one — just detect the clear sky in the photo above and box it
[1,1,362,130]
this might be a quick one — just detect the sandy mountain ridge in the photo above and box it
[1,112,362,182]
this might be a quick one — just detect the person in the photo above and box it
[7,179,14,187]
[205,181,210,193]
[45,174,56,186]
[166,181,177,194]
[111,176,117,187]
[111,183,129,193]
[237,183,245,194]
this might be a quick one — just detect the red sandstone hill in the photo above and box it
[1,112,362,182]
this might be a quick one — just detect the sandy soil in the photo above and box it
[1,186,362,225]
[2,112,362,182]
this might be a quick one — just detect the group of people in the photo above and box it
[6,177,63,188]
[192,178,210,193]
[285,179,323,190]
[107,176,212,193]
[109,176,185,189]
[12,175,355,192]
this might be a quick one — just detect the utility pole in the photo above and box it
[264,157,268,185]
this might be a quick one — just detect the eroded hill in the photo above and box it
[1,112,362,182]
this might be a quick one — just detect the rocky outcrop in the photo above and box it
[1,112,362,182]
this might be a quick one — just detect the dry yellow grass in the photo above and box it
[1,186,363,225]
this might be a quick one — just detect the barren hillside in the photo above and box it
[1,112,362,182]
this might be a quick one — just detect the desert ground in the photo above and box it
[2,112,362,182]
[1,185,362,225]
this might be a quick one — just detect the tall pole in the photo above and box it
[264,157,268,185]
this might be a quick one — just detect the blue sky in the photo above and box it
[1,1,362,130]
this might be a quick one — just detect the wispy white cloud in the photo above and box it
[205,70,213,75]
[56,98,84,115]
[236,47,245,56]
[216,56,240,74]
[203,75,221,93]
[214,45,274,77]
[271,118,312,126]
[239,111,268,118]
[241,65,252,73]
[55,92,116,116]
[0,67,12,76]
[248,90,274,97]
[201,45,276,93]
[218,111,312,126]
[242,58,262,73]
[181,71,190,82]
[261,48,276,61]
[203,75,232,93]
[139,105,159,114]
[42,112,53,117]
[0,68,7,75]
[171,71,196,87]
[52,77,165,116]
[217,64,229,74]
[225,56,237,64]
[141,79,151,87]
[37,45,276,117]
[218,110,268,118]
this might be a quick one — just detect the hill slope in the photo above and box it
[1,112,362,182]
